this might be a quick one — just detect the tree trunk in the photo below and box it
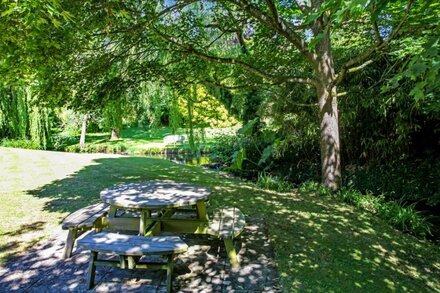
[187,86,196,152]
[79,113,88,149]
[110,128,120,140]
[317,83,341,190]
[314,15,342,190]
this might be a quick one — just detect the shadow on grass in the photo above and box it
[20,156,440,291]
[2,222,46,237]
[29,157,218,214]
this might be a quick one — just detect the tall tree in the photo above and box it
[146,0,426,189]
[28,0,437,189]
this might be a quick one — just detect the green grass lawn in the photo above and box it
[58,127,228,154]
[1,147,439,292]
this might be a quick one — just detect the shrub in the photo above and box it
[0,139,41,150]
[344,160,440,207]
[50,133,78,151]
[208,135,240,165]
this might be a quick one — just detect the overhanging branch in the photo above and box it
[151,26,318,86]
[334,0,414,85]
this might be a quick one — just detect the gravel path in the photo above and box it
[0,216,280,292]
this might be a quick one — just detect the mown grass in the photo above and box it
[0,147,439,292]
[53,127,225,154]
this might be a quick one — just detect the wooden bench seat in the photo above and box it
[207,207,246,267]
[61,203,109,259]
[78,232,188,293]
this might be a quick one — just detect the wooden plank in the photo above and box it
[62,203,109,229]
[100,180,210,209]
[78,232,188,256]
[161,219,208,234]
[207,207,246,239]
[87,251,98,290]
[105,217,141,231]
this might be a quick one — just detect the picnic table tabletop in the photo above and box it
[100,180,211,209]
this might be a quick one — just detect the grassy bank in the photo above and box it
[50,127,236,155]
[0,147,439,291]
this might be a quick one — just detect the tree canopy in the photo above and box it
[1,0,439,189]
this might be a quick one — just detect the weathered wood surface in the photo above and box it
[207,207,246,239]
[78,232,188,256]
[61,203,109,229]
[100,180,210,209]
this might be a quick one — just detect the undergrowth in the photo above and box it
[299,181,433,238]
[0,139,42,150]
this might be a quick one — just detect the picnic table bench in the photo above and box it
[61,203,109,259]
[78,232,188,293]
[207,207,246,267]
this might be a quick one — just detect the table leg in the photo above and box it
[140,210,148,236]
[196,201,209,221]
[224,238,240,268]
[108,206,117,217]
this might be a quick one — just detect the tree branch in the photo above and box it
[372,21,383,45]
[228,0,317,65]
[334,0,414,85]
[265,0,280,24]
[151,26,317,86]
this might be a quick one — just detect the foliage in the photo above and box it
[137,82,175,128]
[0,84,51,149]
[299,182,433,238]
[2,148,440,291]
[178,85,238,129]
[66,142,128,154]
[50,132,78,151]
[345,160,440,207]
[256,173,292,193]
[0,139,41,150]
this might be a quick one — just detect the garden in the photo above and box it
[1,0,439,292]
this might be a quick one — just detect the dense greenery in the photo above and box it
[1,0,439,279]
[1,148,440,291]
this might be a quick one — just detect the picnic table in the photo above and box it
[100,180,211,236]
[63,180,245,291]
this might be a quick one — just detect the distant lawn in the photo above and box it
[1,147,439,291]
[57,126,232,154]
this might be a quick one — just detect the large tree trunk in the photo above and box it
[314,14,342,190]
[110,128,120,140]
[79,113,88,149]
[317,83,341,190]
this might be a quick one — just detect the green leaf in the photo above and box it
[258,145,273,166]
[410,62,428,76]
[1,5,16,17]
[410,82,426,102]
[238,118,258,136]
[308,32,324,50]
[230,148,246,170]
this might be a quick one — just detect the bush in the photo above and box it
[50,133,78,151]
[64,143,128,154]
[0,139,41,150]
[208,135,240,165]
[344,160,440,207]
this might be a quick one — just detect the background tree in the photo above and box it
[13,0,437,191]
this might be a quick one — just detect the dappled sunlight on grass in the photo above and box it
[1,147,439,291]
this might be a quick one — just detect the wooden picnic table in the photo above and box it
[100,180,211,236]
[64,180,245,291]
[99,180,245,267]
